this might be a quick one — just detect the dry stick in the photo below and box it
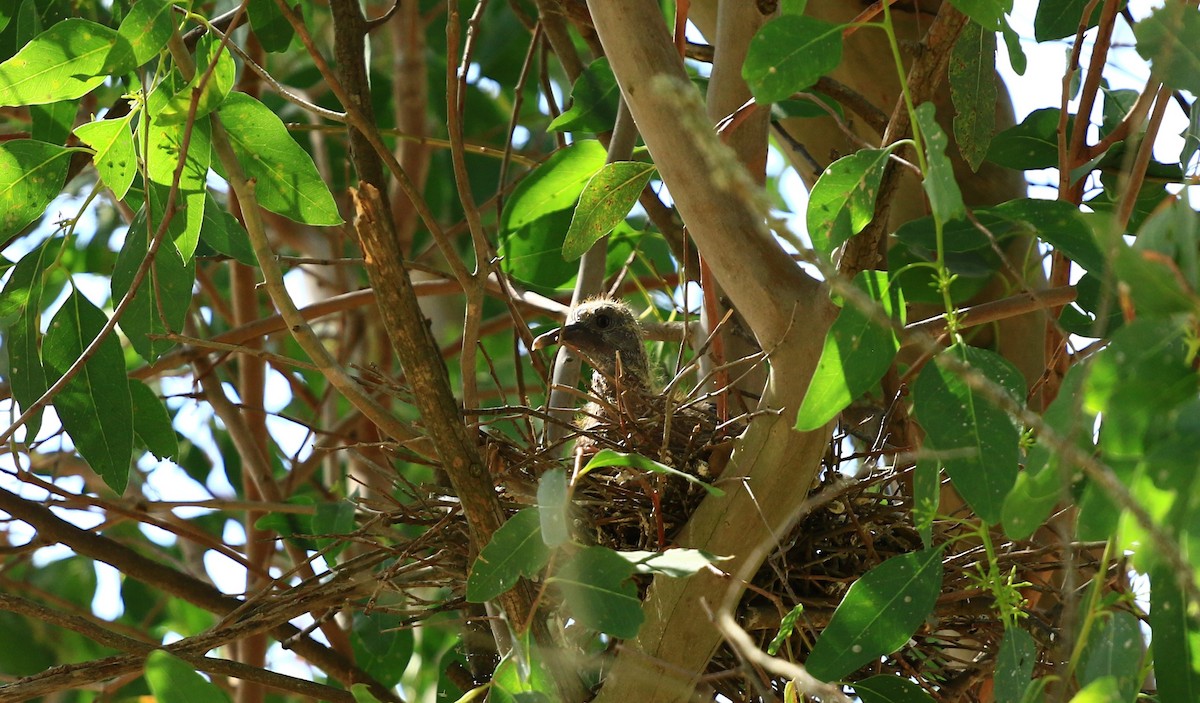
[353,185,579,697]
[0,594,356,703]
[903,286,1077,338]
[272,0,470,288]
[1062,0,1121,200]
[310,0,554,676]
[0,486,399,703]
[1114,86,1171,230]
[447,0,492,417]
[838,3,969,279]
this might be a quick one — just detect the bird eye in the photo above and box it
[594,313,611,329]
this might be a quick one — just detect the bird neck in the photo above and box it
[589,357,652,401]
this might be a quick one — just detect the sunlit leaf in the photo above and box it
[806,146,897,260]
[0,139,72,239]
[743,15,843,104]
[581,449,724,496]
[216,92,342,226]
[118,0,175,67]
[75,114,136,200]
[915,102,965,223]
[0,19,130,106]
[563,161,656,260]
[796,270,902,431]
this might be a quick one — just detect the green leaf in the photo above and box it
[613,548,720,577]
[254,496,314,548]
[501,140,607,234]
[796,270,902,431]
[1135,0,1200,95]
[1001,446,1060,540]
[914,102,964,223]
[1112,245,1195,317]
[118,0,175,67]
[0,139,72,239]
[143,115,211,261]
[466,508,549,602]
[1150,566,1200,703]
[350,684,386,703]
[1066,677,1123,703]
[914,344,1024,525]
[351,610,414,688]
[1078,610,1143,700]
[806,547,945,682]
[29,100,74,145]
[806,146,897,260]
[855,675,936,703]
[216,92,342,226]
[581,449,725,496]
[767,603,805,655]
[145,650,232,703]
[548,57,620,133]
[913,457,938,549]
[1004,199,1103,273]
[1132,198,1200,294]
[995,627,1037,703]
[1,237,61,439]
[156,34,236,125]
[898,199,1103,272]
[43,289,133,493]
[498,208,578,292]
[313,499,357,563]
[743,15,843,104]
[1180,101,1200,168]
[987,108,1061,170]
[948,0,1010,31]
[200,197,258,267]
[537,468,570,547]
[551,545,642,638]
[247,0,295,53]
[129,380,178,461]
[949,20,996,172]
[563,161,656,260]
[1085,320,1196,457]
[0,19,129,106]
[491,646,554,702]
[1034,0,1100,42]
[111,207,197,362]
[75,114,136,200]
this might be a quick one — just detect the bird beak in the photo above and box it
[531,323,604,354]
[531,327,561,351]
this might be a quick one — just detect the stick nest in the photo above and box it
[358,393,1114,702]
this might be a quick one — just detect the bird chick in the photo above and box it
[531,298,651,401]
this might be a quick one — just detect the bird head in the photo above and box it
[532,298,650,389]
